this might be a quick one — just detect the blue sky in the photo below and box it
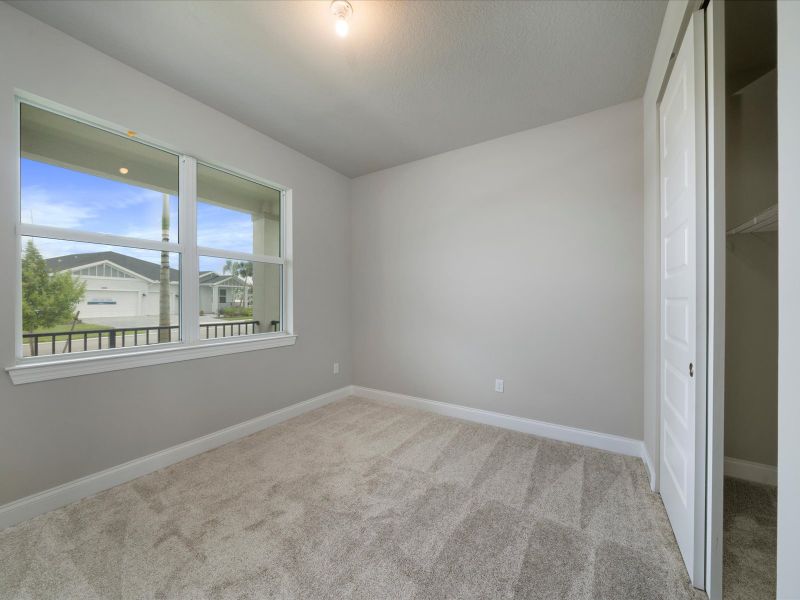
[21,159,254,272]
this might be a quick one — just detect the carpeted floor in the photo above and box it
[0,397,703,599]
[723,476,777,600]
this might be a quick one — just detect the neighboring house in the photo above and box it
[198,271,252,315]
[46,252,181,319]
[46,252,251,319]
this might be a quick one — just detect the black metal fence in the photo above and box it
[22,320,278,357]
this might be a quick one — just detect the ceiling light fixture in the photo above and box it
[330,0,352,38]
[119,167,129,175]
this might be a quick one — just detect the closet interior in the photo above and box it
[722,1,778,599]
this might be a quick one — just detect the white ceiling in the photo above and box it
[10,0,667,178]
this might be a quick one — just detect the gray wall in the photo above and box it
[725,70,778,467]
[0,4,352,506]
[351,100,645,440]
[777,1,800,595]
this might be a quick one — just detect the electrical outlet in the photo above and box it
[333,362,340,375]
[495,378,504,393]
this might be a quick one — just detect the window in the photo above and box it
[197,163,282,338]
[12,99,293,381]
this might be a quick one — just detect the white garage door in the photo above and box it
[80,290,139,318]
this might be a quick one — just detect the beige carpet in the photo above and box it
[723,476,777,600]
[0,396,703,599]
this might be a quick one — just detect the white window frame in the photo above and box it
[7,95,295,385]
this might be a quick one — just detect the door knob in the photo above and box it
[689,363,694,377]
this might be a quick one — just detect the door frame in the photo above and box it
[704,1,725,598]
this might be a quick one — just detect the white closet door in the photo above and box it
[659,12,707,588]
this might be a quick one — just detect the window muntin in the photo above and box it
[16,100,289,366]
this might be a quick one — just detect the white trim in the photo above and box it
[18,223,182,255]
[642,442,657,491]
[7,334,297,384]
[180,156,200,345]
[690,11,709,588]
[197,246,284,266]
[13,98,23,362]
[724,457,778,486]
[352,386,648,460]
[705,1,726,597]
[0,385,353,530]
[282,189,294,335]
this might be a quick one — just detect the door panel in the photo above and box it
[659,12,707,588]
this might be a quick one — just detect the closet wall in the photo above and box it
[724,2,778,468]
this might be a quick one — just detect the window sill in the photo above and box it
[6,334,297,385]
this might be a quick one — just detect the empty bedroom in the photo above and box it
[1,1,799,599]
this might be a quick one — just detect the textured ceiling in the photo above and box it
[10,0,667,177]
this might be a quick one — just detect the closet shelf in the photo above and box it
[727,203,778,235]
[731,67,776,97]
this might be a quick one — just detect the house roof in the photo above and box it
[201,274,237,285]
[47,252,245,286]
[46,251,180,283]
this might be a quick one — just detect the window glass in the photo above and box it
[20,104,179,242]
[21,237,181,357]
[197,163,281,257]
[198,256,281,338]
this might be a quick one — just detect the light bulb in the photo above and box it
[119,167,129,175]
[335,17,349,38]
[330,1,352,38]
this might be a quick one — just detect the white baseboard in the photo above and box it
[352,385,648,463]
[641,443,657,491]
[0,385,353,530]
[724,456,777,486]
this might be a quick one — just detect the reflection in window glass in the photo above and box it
[199,256,281,339]
[197,163,281,256]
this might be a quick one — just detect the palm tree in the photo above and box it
[158,193,171,342]
[238,261,253,308]
[223,260,253,309]
[223,259,240,308]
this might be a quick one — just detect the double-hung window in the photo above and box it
[11,100,293,384]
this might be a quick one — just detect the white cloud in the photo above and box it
[21,186,97,229]
[196,225,253,252]
[21,182,178,239]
